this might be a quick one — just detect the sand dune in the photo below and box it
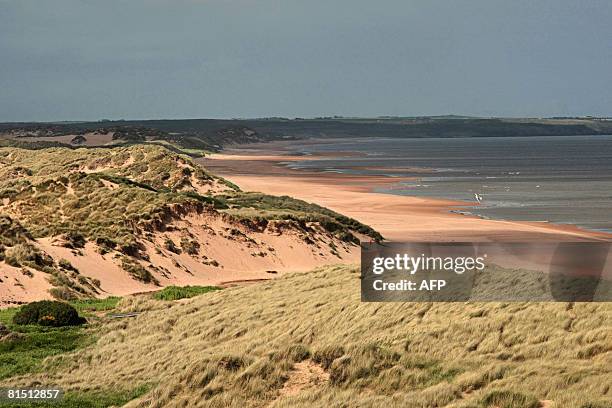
[1,208,360,307]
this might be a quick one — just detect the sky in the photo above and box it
[1,0,611,122]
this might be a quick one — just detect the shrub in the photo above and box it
[58,258,79,272]
[4,243,53,271]
[119,242,142,257]
[96,237,117,251]
[12,300,86,327]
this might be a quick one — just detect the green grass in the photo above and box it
[153,285,221,301]
[0,298,121,381]
[0,325,89,380]
[0,308,18,326]
[0,385,151,407]
[70,297,121,316]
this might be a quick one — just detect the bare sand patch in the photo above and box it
[277,360,329,398]
[0,263,53,308]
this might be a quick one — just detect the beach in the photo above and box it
[199,141,612,243]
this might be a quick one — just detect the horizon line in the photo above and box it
[2,114,612,125]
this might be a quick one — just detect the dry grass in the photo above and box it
[0,144,226,193]
[3,265,610,407]
[0,145,234,248]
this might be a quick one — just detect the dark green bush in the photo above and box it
[12,301,86,327]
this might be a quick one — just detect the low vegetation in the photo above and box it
[0,304,91,381]
[70,297,121,316]
[153,285,221,301]
[0,144,379,255]
[120,257,159,285]
[0,385,152,408]
[3,117,612,153]
[2,265,609,407]
[219,192,383,242]
[12,301,86,327]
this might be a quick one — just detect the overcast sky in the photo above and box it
[1,0,611,121]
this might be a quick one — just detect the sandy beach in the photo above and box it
[199,142,612,243]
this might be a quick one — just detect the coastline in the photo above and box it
[199,141,612,242]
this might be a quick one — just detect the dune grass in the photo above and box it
[2,265,609,407]
[219,192,383,242]
[0,145,231,256]
[1,143,380,300]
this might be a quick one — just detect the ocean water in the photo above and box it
[284,135,612,233]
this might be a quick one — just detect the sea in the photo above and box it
[281,135,612,234]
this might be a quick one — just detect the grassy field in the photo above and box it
[1,265,609,407]
[0,298,123,381]
[70,297,122,316]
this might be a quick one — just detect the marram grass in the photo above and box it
[2,265,609,407]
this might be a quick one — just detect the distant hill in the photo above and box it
[1,117,611,154]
